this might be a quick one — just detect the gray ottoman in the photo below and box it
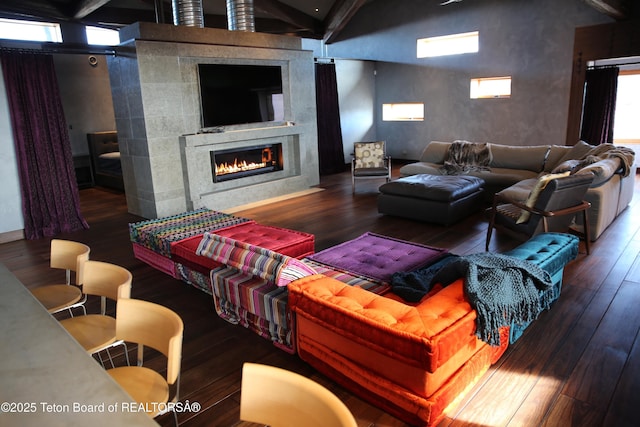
[378,174,485,225]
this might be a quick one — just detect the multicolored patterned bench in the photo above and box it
[195,232,448,353]
[128,209,314,294]
[129,209,253,278]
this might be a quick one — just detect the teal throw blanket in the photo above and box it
[429,252,553,346]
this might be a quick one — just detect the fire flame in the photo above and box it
[215,158,267,176]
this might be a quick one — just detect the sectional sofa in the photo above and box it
[129,210,580,426]
[399,140,636,240]
[189,228,578,426]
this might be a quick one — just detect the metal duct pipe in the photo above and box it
[172,0,204,27]
[226,0,256,32]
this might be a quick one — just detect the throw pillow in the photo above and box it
[516,171,570,224]
[276,259,318,287]
[551,159,581,174]
[556,140,593,165]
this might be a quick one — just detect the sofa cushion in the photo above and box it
[288,274,489,373]
[489,144,550,172]
[544,145,572,172]
[306,232,447,283]
[556,140,594,165]
[171,222,314,275]
[419,141,452,163]
[128,208,253,257]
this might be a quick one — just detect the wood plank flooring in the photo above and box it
[1,166,639,427]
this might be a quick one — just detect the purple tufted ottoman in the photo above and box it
[306,232,447,283]
[378,174,485,225]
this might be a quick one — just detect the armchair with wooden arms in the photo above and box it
[486,173,594,254]
[351,141,391,193]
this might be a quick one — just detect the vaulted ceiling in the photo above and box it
[0,0,370,43]
[0,0,638,44]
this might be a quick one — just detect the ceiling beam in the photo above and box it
[583,0,631,20]
[74,0,113,19]
[323,0,368,44]
[0,0,69,22]
[254,0,323,36]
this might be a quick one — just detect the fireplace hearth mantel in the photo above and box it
[181,123,316,211]
[107,23,319,219]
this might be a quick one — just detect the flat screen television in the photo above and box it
[198,63,284,129]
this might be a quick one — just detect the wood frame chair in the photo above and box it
[59,260,132,366]
[31,239,90,316]
[351,141,391,193]
[486,174,594,254]
[107,298,183,425]
[240,362,358,427]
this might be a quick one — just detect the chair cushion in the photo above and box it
[354,167,389,176]
[517,172,570,223]
[354,142,386,168]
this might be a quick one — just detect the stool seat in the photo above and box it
[378,174,485,225]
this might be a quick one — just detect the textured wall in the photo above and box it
[327,0,613,160]
[54,54,116,156]
[335,59,377,163]
[0,66,23,236]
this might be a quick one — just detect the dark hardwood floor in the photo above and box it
[2,166,639,427]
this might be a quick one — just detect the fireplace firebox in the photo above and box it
[211,143,283,183]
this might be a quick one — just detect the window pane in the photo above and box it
[470,77,511,99]
[86,26,120,45]
[382,103,424,121]
[417,31,479,58]
[614,72,640,142]
[0,18,62,43]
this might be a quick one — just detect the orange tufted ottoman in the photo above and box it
[288,233,579,426]
[288,275,509,426]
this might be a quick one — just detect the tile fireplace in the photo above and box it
[212,143,283,183]
[108,23,319,218]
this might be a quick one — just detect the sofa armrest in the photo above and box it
[574,157,622,186]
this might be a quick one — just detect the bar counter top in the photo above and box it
[0,263,159,426]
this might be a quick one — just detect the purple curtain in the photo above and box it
[580,67,619,146]
[315,62,346,175]
[1,51,88,239]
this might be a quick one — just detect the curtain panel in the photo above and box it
[0,51,88,239]
[580,67,619,146]
[315,62,346,175]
